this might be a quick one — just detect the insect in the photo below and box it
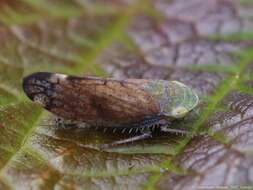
[23,72,199,148]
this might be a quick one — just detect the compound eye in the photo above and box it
[171,106,189,119]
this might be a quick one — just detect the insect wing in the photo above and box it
[23,72,160,127]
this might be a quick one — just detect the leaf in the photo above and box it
[0,0,253,189]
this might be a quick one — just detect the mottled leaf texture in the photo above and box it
[0,0,253,190]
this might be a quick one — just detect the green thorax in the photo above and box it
[143,80,199,119]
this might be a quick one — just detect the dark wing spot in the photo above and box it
[23,72,56,107]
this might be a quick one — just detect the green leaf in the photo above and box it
[0,0,253,189]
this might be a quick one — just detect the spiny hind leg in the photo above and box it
[99,131,152,150]
[98,118,168,150]
[98,117,166,149]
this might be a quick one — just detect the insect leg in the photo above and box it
[99,132,152,150]
[161,127,190,135]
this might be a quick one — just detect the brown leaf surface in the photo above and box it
[0,0,253,189]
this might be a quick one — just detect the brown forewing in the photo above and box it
[23,72,160,127]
